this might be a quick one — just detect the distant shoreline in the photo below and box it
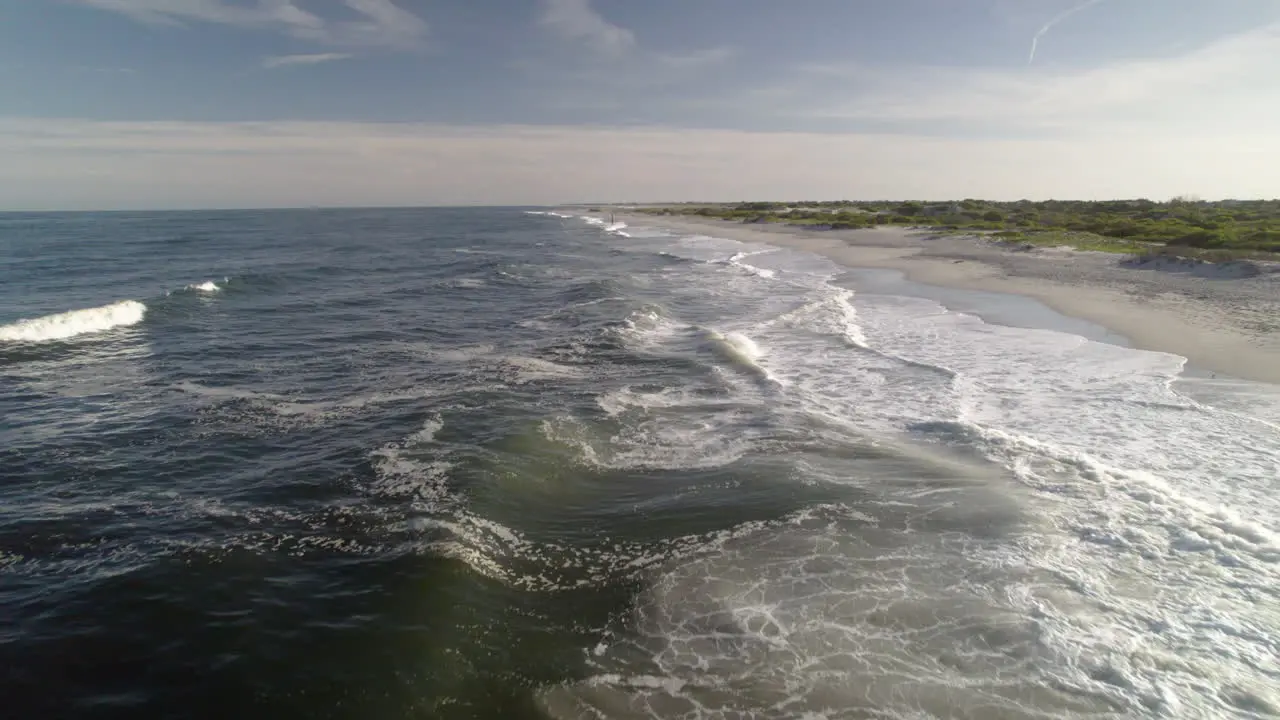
[579,209,1280,385]
[573,199,1280,262]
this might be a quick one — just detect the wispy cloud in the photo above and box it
[788,22,1280,136]
[539,0,636,55]
[71,0,427,50]
[262,53,354,69]
[1028,0,1107,64]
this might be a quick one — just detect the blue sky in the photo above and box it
[2,0,1279,208]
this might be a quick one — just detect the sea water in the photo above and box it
[2,208,1276,718]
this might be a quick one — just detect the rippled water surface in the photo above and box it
[2,208,1277,719]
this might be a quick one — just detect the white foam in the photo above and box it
[167,277,231,296]
[828,297,1280,716]
[499,356,584,383]
[715,330,760,362]
[370,415,451,501]
[576,216,632,237]
[700,328,780,385]
[374,215,1280,715]
[405,483,835,594]
[178,381,438,430]
[547,408,753,471]
[541,510,1124,719]
[597,386,697,417]
[727,250,777,279]
[174,381,282,402]
[612,306,684,350]
[583,226,1280,715]
[1172,374,1280,432]
[766,286,868,348]
[0,300,146,342]
[930,418,1279,566]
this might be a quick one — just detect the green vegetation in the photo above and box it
[636,198,1280,260]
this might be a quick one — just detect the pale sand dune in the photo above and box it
[591,212,1280,385]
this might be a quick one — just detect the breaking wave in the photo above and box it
[0,300,147,343]
[699,329,779,385]
[580,215,631,237]
[727,250,777,279]
[767,286,868,348]
[167,277,233,296]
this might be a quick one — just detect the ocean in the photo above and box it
[1,207,1277,719]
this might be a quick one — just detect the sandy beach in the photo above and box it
[591,211,1280,385]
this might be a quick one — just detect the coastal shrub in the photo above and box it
[1167,228,1232,248]
[646,200,1280,259]
[1239,229,1280,251]
[736,202,784,212]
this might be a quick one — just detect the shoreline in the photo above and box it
[589,211,1280,385]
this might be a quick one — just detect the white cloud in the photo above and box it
[312,0,426,49]
[2,118,1276,210]
[539,0,636,55]
[790,22,1280,136]
[262,53,354,68]
[72,0,426,50]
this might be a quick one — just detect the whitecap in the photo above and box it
[0,300,146,342]
[699,328,780,385]
[728,250,777,279]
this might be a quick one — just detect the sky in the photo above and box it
[2,0,1279,209]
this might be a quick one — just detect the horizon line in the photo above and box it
[2,197,1276,214]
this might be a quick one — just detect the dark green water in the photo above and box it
[2,208,1277,719]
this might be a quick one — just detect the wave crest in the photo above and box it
[0,300,146,343]
[728,250,777,279]
[700,329,779,384]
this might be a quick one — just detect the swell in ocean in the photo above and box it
[2,207,1277,719]
[0,274,236,342]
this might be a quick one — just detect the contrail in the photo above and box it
[1028,0,1106,65]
